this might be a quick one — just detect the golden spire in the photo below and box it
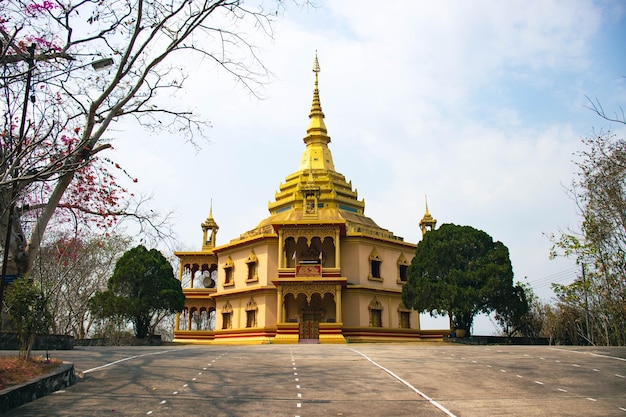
[419,195,437,237]
[306,51,328,136]
[299,52,335,172]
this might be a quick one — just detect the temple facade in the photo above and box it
[173,56,444,344]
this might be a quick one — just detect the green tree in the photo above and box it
[5,278,52,360]
[494,281,543,338]
[89,245,184,338]
[402,223,519,336]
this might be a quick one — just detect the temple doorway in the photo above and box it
[298,293,325,341]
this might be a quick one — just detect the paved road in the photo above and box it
[4,344,626,416]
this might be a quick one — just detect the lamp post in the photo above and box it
[0,44,36,325]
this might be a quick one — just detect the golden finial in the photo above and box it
[425,195,430,215]
[308,51,325,127]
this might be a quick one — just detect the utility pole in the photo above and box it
[582,263,592,345]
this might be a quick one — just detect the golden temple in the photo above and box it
[173,55,445,344]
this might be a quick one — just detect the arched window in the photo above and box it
[368,297,383,327]
[246,251,258,282]
[397,302,411,329]
[245,298,258,328]
[223,257,234,286]
[222,301,233,329]
[397,253,409,283]
[369,248,383,281]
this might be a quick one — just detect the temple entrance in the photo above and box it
[298,294,325,341]
[300,314,321,339]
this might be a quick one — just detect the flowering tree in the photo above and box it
[0,1,285,306]
[29,232,131,338]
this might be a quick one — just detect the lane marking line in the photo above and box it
[83,350,176,374]
[534,381,544,385]
[587,398,597,402]
[615,374,625,378]
[347,348,457,417]
[557,388,567,392]
[548,348,626,362]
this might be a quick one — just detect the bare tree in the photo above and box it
[0,1,287,309]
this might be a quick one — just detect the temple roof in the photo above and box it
[234,54,407,244]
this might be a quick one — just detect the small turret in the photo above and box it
[201,201,219,250]
[419,196,437,237]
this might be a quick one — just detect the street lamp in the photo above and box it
[91,57,114,71]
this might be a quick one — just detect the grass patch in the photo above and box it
[0,356,62,390]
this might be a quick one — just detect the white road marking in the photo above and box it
[572,364,581,367]
[146,411,153,415]
[348,348,458,417]
[616,374,625,378]
[534,381,544,385]
[295,378,299,381]
[587,398,597,402]
[297,403,301,408]
[173,391,178,395]
[593,369,600,372]
[618,407,626,411]
[500,369,507,373]
[558,388,567,392]
[83,350,175,374]
[160,400,166,404]
[549,347,626,362]
[297,393,302,398]
[296,385,300,389]
[516,375,523,378]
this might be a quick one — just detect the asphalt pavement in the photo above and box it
[3,344,626,416]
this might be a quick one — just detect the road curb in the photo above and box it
[0,362,76,414]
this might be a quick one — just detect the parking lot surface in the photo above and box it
[4,344,626,416]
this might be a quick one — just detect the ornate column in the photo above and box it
[335,284,342,323]
[277,285,284,323]
[175,312,180,331]
[278,229,284,268]
[187,311,192,331]
[334,229,340,268]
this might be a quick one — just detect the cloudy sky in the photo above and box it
[112,0,626,333]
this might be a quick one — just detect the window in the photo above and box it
[222,312,232,329]
[368,297,383,327]
[368,248,383,281]
[399,265,408,282]
[398,303,411,328]
[246,250,258,282]
[223,257,234,286]
[246,298,258,327]
[397,254,409,283]
[246,310,257,328]
[222,302,233,329]
[399,311,410,328]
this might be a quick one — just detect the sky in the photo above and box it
[111,0,626,334]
